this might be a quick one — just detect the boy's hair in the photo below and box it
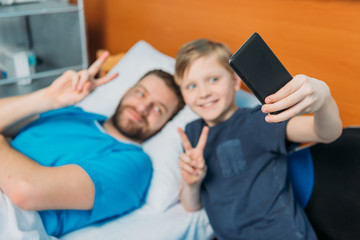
[174,39,233,85]
[137,69,185,120]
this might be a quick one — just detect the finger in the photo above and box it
[181,169,198,179]
[179,160,197,175]
[94,72,119,87]
[195,165,207,175]
[262,88,303,114]
[87,51,110,77]
[181,152,203,168]
[264,75,305,104]
[180,153,192,164]
[265,97,312,123]
[178,128,193,152]
[80,81,93,96]
[196,126,209,151]
[71,71,80,91]
[77,71,91,91]
[262,76,314,115]
[195,159,206,169]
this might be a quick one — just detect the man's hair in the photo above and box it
[174,39,233,85]
[137,69,185,120]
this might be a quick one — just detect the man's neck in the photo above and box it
[102,120,142,144]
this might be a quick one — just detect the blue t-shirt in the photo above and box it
[185,107,317,240]
[11,106,152,237]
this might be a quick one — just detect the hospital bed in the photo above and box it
[0,40,259,240]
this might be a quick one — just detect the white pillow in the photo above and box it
[77,40,259,213]
[77,40,175,117]
[77,40,198,213]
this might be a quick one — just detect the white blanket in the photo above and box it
[62,204,213,240]
[0,191,56,240]
[0,191,213,240]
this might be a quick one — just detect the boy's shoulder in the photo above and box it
[185,106,265,132]
[185,118,204,133]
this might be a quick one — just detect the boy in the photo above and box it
[174,39,342,239]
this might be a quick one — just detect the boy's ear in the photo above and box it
[233,73,242,91]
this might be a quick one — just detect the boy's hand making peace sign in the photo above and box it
[178,126,209,187]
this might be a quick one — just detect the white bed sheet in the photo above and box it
[0,191,213,240]
[61,204,213,240]
[0,191,56,240]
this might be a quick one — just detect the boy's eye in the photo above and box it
[209,77,218,83]
[187,84,196,90]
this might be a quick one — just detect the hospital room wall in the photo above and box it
[83,0,360,127]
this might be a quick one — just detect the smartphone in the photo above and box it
[229,32,292,112]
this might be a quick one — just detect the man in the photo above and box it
[0,52,185,237]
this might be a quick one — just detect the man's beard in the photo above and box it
[111,103,156,142]
[111,105,148,141]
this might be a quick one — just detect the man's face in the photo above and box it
[111,74,179,142]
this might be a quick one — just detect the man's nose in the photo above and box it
[136,100,152,116]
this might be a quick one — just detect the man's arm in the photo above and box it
[0,52,118,211]
[0,89,48,134]
[0,51,117,135]
[0,134,94,210]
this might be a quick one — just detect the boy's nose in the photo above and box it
[199,85,211,98]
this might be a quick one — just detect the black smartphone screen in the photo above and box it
[229,32,292,107]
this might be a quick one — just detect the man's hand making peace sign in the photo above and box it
[44,51,118,109]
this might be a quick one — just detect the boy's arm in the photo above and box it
[261,74,342,143]
[286,96,342,143]
[178,127,209,212]
[179,182,203,211]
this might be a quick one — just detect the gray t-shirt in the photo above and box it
[185,107,317,240]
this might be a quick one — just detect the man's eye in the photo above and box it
[136,90,144,97]
[187,84,196,90]
[154,106,162,114]
[209,77,218,83]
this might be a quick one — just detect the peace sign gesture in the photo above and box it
[45,51,119,109]
[178,126,209,186]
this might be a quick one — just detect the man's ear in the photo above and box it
[233,73,242,91]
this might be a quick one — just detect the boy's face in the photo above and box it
[180,54,240,126]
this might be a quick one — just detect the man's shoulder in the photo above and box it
[40,106,107,121]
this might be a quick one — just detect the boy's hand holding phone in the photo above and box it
[229,32,332,123]
[178,126,209,186]
[261,74,331,123]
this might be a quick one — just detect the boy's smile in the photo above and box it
[180,54,240,126]
[199,100,219,109]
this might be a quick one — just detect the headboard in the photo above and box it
[84,0,360,126]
